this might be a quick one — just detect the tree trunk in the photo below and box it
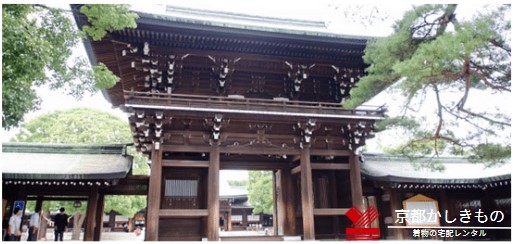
[71,212,86,240]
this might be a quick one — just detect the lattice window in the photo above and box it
[247,215,260,222]
[165,179,198,197]
[231,215,243,222]
[162,179,199,209]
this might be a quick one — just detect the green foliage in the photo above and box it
[26,200,88,214]
[347,4,510,106]
[227,179,247,187]
[468,143,511,167]
[385,132,447,157]
[375,117,420,132]
[348,4,510,164]
[104,195,147,218]
[12,107,150,175]
[2,4,138,129]
[247,171,273,215]
[12,108,149,217]
[12,108,131,144]
[93,63,120,89]
[80,4,138,41]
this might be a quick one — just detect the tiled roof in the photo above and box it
[361,153,511,184]
[2,143,133,180]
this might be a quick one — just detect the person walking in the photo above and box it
[28,208,41,241]
[7,207,22,241]
[53,208,68,241]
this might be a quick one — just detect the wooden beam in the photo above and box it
[313,208,349,216]
[310,149,353,156]
[159,209,208,217]
[289,155,301,163]
[300,146,315,240]
[349,154,364,211]
[26,196,88,201]
[290,165,301,175]
[221,161,288,170]
[163,144,210,153]
[101,186,148,196]
[163,144,351,157]
[207,145,220,241]
[220,146,301,155]
[163,160,209,168]
[311,163,349,171]
[25,189,91,196]
[84,186,99,241]
[146,145,163,241]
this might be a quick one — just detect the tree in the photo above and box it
[247,171,273,215]
[346,5,511,165]
[12,107,150,175]
[2,4,138,129]
[13,108,149,229]
[227,179,247,187]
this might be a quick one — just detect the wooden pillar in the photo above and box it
[15,185,27,214]
[280,166,296,235]
[242,211,248,228]
[367,196,379,228]
[439,190,449,226]
[349,154,364,210]
[93,194,105,241]
[146,144,163,241]
[227,210,232,231]
[389,188,403,240]
[275,170,285,236]
[84,186,99,241]
[35,195,44,241]
[272,170,279,236]
[207,145,220,241]
[300,146,315,240]
[35,195,43,213]
[109,211,116,228]
[329,171,341,238]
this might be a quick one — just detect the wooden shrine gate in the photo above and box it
[73,4,386,240]
[129,96,383,241]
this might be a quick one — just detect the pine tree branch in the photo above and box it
[441,105,499,136]
[458,107,511,127]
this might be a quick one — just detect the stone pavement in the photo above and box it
[19,230,136,241]
[20,229,299,241]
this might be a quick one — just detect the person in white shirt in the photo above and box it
[134,226,145,241]
[28,208,41,241]
[7,207,22,241]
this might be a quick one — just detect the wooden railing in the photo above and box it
[124,91,386,118]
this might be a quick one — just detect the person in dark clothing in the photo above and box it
[53,208,68,241]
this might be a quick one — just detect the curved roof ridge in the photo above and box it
[134,8,374,40]
[165,5,327,28]
[3,142,129,154]
[362,153,478,163]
